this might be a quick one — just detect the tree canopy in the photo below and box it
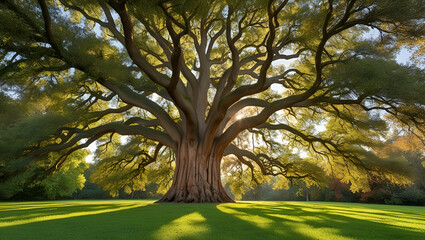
[0,0,424,202]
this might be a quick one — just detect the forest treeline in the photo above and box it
[3,135,424,206]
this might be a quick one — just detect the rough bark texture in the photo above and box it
[157,140,234,203]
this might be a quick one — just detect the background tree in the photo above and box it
[0,90,89,200]
[0,0,424,202]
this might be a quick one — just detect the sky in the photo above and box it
[396,48,415,65]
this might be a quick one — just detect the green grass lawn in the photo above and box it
[0,200,424,240]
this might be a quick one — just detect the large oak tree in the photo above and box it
[0,0,424,202]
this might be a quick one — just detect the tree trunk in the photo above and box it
[157,140,234,203]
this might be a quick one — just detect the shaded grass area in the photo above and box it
[0,200,424,239]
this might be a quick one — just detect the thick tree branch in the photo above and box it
[32,121,177,161]
[108,1,170,87]
[98,79,181,142]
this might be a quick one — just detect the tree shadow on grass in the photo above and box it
[217,202,425,240]
[0,201,424,240]
[0,205,130,221]
[0,201,146,224]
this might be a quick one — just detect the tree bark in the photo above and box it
[157,140,234,203]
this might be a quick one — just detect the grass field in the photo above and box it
[0,200,424,240]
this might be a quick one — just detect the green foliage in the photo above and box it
[90,136,174,197]
[385,187,425,205]
[235,134,425,206]
[328,58,425,104]
[0,113,67,160]
[41,151,89,199]
[0,150,89,200]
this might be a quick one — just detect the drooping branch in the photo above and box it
[32,121,177,160]
[255,122,368,170]
[93,141,166,192]
[224,144,311,180]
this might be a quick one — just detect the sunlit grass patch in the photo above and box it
[153,212,209,240]
[0,200,150,228]
[0,200,424,240]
